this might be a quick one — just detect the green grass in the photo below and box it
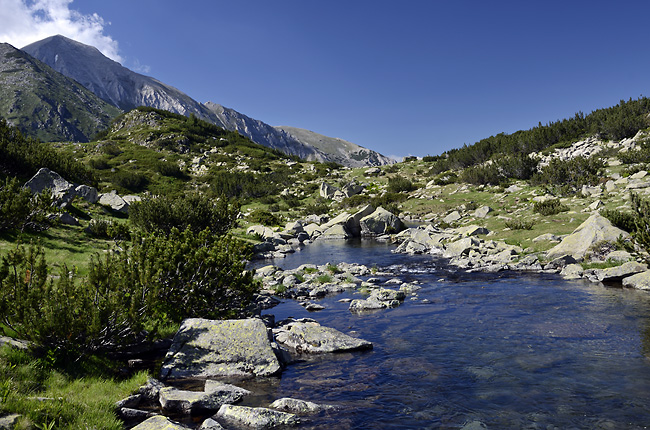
[0,346,148,430]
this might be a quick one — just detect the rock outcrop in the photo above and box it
[546,214,629,261]
[160,318,282,380]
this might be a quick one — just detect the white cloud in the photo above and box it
[0,0,122,62]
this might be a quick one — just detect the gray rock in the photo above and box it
[443,237,480,258]
[455,225,490,237]
[270,397,335,414]
[138,377,165,402]
[622,271,650,290]
[544,255,578,270]
[0,414,21,430]
[473,205,493,218]
[532,233,561,243]
[216,404,298,428]
[341,181,364,197]
[443,210,461,224]
[98,191,129,213]
[160,382,248,414]
[130,415,189,430]
[365,167,381,176]
[359,207,404,236]
[116,407,157,421]
[160,318,281,380]
[24,167,72,198]
[58,212,79,226]
[273,319,372,354]
[546,214,629,261]
[560,263,584,280]
[199,418,225,430]
[319,182,338,199]
[318,224,352,240]
[595,261,647,282]
[115,393,142,409]
[73,184,99,203]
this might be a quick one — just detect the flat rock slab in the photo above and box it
[130,415,190,430]
[160,318,281,380]
[273,319,372,354]
[623,271,650,290]
[216,404,298,429]
[159,384,248,414]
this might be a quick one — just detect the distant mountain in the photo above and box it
[203,102,326,162]
[0,42,120,142]
[276,126,394,167]
[22,35,218,122]
[20,35,392,166]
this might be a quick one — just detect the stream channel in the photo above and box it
[244,239,650,429]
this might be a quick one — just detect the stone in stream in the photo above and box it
[270,397,337,414]
[159,381,250,414]
[215,404,298,428]
[130,415,190,430]
[160,318,281,380]
[273,318,372,354]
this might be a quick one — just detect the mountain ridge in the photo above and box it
[20,35,392,167]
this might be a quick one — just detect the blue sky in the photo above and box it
[1,1,649,159]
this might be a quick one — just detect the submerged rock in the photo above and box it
[160,318,281,380]
[270,397,336,414]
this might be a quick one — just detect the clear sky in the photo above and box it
[1,0,649,159]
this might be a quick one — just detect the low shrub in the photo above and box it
[601,208,637,232]
[0,177,54,233]
[248,209,281,226]
[387,176,417,193]
[129,193,238,236]
[111,170,148,192]
[154,160,185,178]
[84,219,131,240]
[505,219,535,230]
[303,202,329,215]
[532,199,569,216]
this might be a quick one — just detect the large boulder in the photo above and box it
[595,261,647,283]
[159,382,249,414]
[160,318,281,380]
[98,191,130,214]
[24,167,73,200]
[622,271,650,290]
[273,319,372,353]
[270,397,335,414]
[360,207,404,236]
[216,404,298,428]
[546,214,629,261]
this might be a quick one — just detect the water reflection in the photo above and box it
[255,239,650,429]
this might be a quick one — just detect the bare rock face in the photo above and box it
[160,318,281,380]
[546,214,629,261]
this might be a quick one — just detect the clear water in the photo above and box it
[246,240,650,429]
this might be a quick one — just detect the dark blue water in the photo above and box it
[250,240,650,429]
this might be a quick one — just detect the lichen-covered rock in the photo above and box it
[270,397,336,414]
[130,415,190,430]
[216,404,298,428]
[273,319,372,354]
[546,214,629,261]
[160,318,281,380]
[198,418,225,430]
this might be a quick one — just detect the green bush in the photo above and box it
[532,199,569,216]
[505,219,535,230]
[303,202,329,215]
[0,230,257,357]
[84,219,131,240]
[129,193,238,236]
[531,156,605,191]
[154,160,185,178]
[601,208,637,233]
[0,177,54,233]
[247,209,281,226]
[87,157,111,170]
[111,170,148,192]
[387,176,417,193]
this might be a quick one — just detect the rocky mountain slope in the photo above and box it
[22,35,218,122]
[203,102,326,162]
[276,125,394,167]
[21,35,391,167]
[0,42,120,142]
